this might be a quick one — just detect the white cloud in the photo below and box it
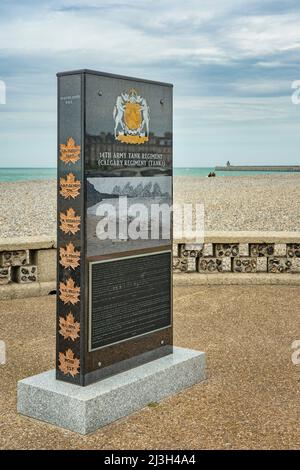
[229,79,290,95]
[1,0,300,166]
[256,61,285,68]
[1,2,300,67]
[174,95,297,123]
[226,14,300,58]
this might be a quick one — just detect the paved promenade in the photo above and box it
[0,285,300,449]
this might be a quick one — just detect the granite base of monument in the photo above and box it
[17,347,206,435]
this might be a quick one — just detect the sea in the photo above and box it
[0,168,57,182]
[0,167,298,182]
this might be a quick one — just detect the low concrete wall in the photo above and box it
[1,232,300,299]
[0,237,56,300]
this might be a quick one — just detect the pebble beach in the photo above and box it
[1,174,300,238]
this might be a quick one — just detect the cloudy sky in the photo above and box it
[0,0,300,167]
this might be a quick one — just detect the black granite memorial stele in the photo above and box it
[56,69,173,385]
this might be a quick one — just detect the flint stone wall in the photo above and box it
[174,236,300,275]
[0,237,56,299]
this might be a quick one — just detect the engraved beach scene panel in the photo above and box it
[86,176,172,257]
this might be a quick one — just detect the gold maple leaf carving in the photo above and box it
[59,312,80,341]
[59,277,80,305]
[59,242,80,269]
[60,173,81,199]
[58,348,80,377]
[59,208,80,235]
[60,137,81,164]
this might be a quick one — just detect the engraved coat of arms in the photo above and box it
[113,88,150,144]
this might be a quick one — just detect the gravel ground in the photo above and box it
[1,285,300,449]
[174,174,300,232]
[1,174,300,238]
[0,180,56,238]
